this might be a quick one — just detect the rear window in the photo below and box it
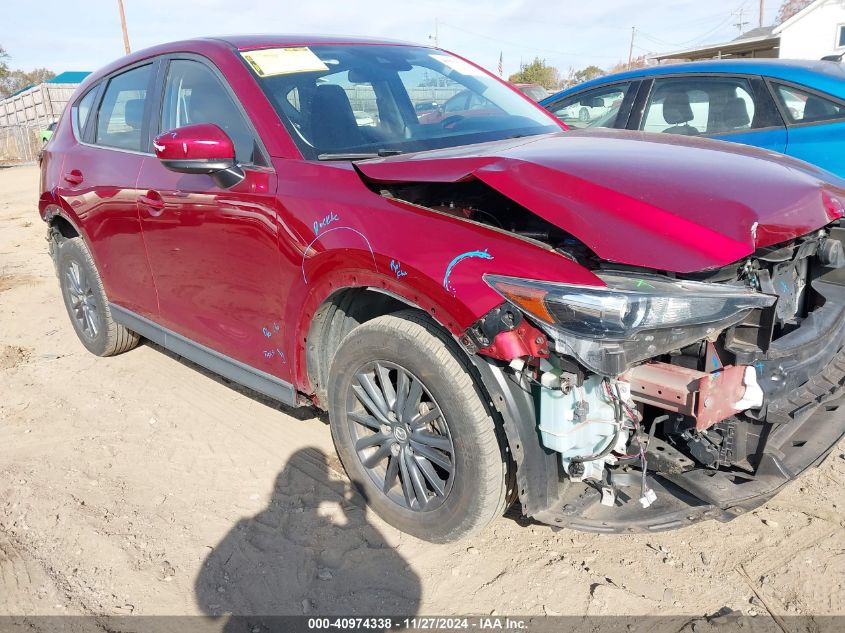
[774,84,845,124]
[94,64,153,152]
[74,87,98,138]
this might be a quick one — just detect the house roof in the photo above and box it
[652,30,780,61]
[652,0,836,61]
[733,26,776,41]
[47,71,91,84]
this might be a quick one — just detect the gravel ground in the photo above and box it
[1,165,844,628]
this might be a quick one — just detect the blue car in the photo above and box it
[541,59,845,177]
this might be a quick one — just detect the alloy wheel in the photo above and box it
[345,361,456,512]
[65,260,100,340]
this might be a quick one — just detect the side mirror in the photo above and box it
[153,123,244,188]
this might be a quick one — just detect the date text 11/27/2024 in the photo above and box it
[306,617,529,630]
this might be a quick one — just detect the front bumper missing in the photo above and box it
[623,362,756,431]
[530,388,845,533]
[473,267,845,533]
[737,266,845,424]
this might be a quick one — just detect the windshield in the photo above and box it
[242,45,561,159]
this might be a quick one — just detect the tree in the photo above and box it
[0,44,57,98]
[776,0,813,24]
[606,54,652,75]
[508,57,560,90]
[573,65,605,84]
[0,45,9,88]
[0,67,56,98]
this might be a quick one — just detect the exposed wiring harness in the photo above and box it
[602,379,657,508]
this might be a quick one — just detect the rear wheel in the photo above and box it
[327,311,509,542]
[57,237,139,356]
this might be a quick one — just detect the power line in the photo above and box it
[635,0,754,50]
[733,7,750,34]
[438,21,622,60]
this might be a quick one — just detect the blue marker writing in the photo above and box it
[443,249,494,295]
[390,259,408,279]
[313,211,340,236]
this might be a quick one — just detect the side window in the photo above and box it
[74,87,98,139]
[838,24,845,48]
[94,64,152,151]
[642,77,758,136]
[548,83,631,130]
[161,59,261,164]
[774,84,845,124]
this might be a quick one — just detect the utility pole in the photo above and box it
[429,18,440,48]
[759,0,765,28]
[117,0,131,54]
[627,26,636,69]
[734,7,749,34]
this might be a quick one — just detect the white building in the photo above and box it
[654,0,845,62]
[779,0,845,59]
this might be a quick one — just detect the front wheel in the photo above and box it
[327,311,510,543]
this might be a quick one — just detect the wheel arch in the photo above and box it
[302,285,533,512]
[42,203,88,273]
[42,200,83,241]
[304,286,430,407]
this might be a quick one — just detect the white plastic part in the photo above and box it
[540,371,561,390]
[639,488,657,508]
[537,374,633,482]
[601,486,616,507]
[734,365,764,411]
[509,358,526,372]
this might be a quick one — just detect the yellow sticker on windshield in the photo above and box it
[241,47,328,77]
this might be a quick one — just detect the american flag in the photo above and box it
[498,51,503,77]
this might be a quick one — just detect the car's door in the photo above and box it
[769,81,845,177]
[543,81,639,130]
[634,75,787,153]
[56,62,160,320]
[136,55,290,375]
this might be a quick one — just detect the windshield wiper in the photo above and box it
[317,149,403,161]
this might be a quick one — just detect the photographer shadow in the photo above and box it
[195,447,420,631]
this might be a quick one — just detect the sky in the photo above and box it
[3,0,784,78]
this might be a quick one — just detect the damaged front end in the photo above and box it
[472,225,845,532]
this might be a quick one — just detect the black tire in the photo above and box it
[57,237,139,357]
[327,310,509,543]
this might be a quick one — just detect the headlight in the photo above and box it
[485,272,776,375]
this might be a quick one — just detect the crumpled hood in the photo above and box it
[356,130,845,272]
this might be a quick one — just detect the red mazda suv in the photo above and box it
[39,35,845,542]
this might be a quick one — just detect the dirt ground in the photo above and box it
[1,164,844,626]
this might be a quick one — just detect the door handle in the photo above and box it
[63,170,83,185]
[138,191,165,211]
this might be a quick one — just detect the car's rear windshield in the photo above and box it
[241,44,561,159]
